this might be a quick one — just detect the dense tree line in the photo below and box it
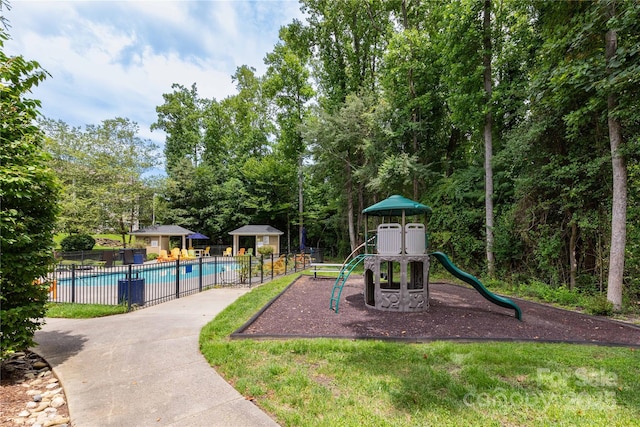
[40,117,158,245]
[38,0,639,309]
[152,0,638,307]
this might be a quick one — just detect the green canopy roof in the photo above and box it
[363,195,432,217]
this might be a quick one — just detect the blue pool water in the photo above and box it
[57,260,239,287]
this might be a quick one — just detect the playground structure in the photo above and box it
[362,196,431,312]
[330,195,522,320]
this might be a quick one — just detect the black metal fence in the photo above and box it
[55,248,147,265]
[46,253,315,311]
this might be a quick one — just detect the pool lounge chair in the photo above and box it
[102,250,114,267]
[181,249,196,260]
[157,250,176,263]
[238,248,246,256]
[223,247,232,257]
[202,247,211,257]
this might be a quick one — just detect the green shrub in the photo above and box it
[1,35,60,359]
[584,295,614,316]
[257,246,274,256]
[147,253,159,261]
[60,233,96,251]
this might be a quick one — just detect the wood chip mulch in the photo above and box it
[234,275,640,347]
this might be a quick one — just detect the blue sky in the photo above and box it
[4,0,304,156]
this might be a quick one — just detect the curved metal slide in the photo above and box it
[430,251,522,320]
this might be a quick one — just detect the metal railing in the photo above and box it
[46,253,315,311]
[55,249,147,265]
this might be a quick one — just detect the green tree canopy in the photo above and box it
[0,23,60,357]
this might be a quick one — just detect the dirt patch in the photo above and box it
[234,275,640,346]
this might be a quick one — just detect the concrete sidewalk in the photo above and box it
[34,288,280,427]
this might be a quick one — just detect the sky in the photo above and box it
[3,0,304,172]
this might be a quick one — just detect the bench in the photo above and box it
[310,263,344,279]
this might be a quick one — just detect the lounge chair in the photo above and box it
[246,248,253,256]
[223,247,232,257]
[203,247,211,257]
[102,250,114,268]
[157,250,175,263]
[170,248,181,260]
[181,249,196,260]
[238,248,246,256]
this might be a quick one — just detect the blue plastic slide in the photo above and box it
[430,252,522,320]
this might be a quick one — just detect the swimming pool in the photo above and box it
[56,259,239,288]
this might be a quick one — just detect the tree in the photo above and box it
[42,118,158,242]
[515,0,640,303]
[0,20,60,357]
[301,0,391,110]
[303,93,388,252]
[152,83,206,172]
[482,0,495,276]
[264,21,315,252]
[604,0,630,310]
[39,118,97,234]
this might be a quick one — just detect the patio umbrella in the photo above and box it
[187,232,209,240]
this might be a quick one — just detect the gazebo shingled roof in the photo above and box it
[229,225,284,235]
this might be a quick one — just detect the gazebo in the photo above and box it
[228,225,284,256]
[129,225,195,255]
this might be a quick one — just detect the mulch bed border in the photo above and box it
[231,275,640,348]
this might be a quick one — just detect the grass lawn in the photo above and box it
[46,303,128,318]
[200,275,640,427]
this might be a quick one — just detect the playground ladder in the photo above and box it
[330,254,370,313]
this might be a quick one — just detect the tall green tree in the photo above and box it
[264,21,315,251]
[41,118,158,241]
[304,93,389,252]
[301,0,391,110]
[152,83,206,172]
[380,1,448,201]
[0,19,59,357]
[522,0,639,303]
[39,119,97,233]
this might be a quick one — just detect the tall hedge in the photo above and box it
[0,29,60,358]
[60,234,96,252]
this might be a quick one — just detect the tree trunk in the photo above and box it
[119,217,128,248]
[345,162,357,252]
[298,155,304,252]
[569,216,577,290]
[605,18,626,310]
[483,0,495,276]
[402,0,420,201]
[356,182,364,247]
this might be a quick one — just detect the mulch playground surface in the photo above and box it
[234,275,640,347]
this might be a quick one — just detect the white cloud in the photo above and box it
[3,0,304,156]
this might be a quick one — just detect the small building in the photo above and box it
[129,225,195,255]
[228,225,284,256]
